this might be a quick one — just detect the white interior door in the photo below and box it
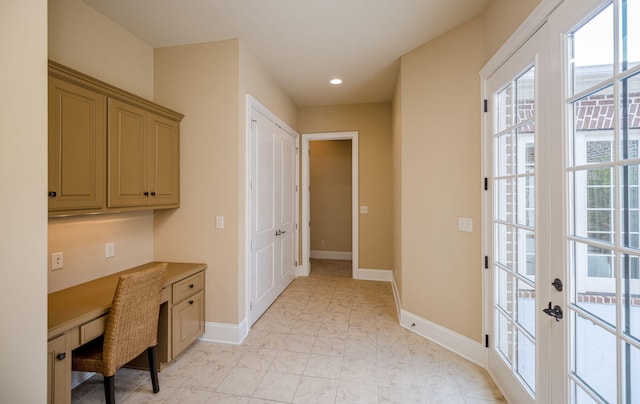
[249,106,297,325]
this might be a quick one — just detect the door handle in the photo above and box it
[275,230,281,236]
[542,301,563,322]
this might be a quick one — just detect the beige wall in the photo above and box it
[398,16,485,342]
[154,39,297,324]
[48,0,154,100]
[393,0,542,342]
[309,140,353,253]
[47,0,157,293]
[154,40,241,324]
[483,0,541,59]
[0,0,48,402]
[298,103,393,270]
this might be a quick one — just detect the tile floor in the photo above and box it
[72,259,506,403]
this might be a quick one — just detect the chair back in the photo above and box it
[102,263,167,375]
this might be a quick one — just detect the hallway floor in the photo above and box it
[72,259,506,403]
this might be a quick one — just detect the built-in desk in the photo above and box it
[47,262,206,404]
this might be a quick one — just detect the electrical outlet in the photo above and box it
[360,206,369,214]
[52,252,64,270]
[216,216,224,229]
[105,242,115,258]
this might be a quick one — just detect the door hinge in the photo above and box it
[250,301,253,311]
[295,260,298,266]
[484,177,488,191]
[485,334,489,348]
[484,256,489,269]
[483,99,488,113]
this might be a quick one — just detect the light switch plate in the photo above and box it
[360,206,368,214]
[216,216,224,229]
[105,242,115,258]
[458,217,473,232]
[52,252,64,270]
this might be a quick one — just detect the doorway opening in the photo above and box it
[301,132,359,278]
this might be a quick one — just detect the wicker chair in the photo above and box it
[72,263,168,403]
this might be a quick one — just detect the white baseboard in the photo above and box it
[310,250,352,260]
[295,265,308,277]
[400,309,486,367]
[357,268,392,281]
[200,319,249,345]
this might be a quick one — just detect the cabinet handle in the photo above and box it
[56,352,66,361]
[49,191,57,197]
[151,192,156,196]
[189,284,194,289]
[189,300,194,305]
[144,191,149,196]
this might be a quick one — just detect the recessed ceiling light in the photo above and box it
[330,78,343,85]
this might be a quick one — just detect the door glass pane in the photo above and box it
[517,330,535,391]
[621,255,640,340]
[572,380,599,403]
[573,313,617,403]
[623,342,640,401]
[517,278,535,336]
[569,3,614,96]
[620,73,640,160]
[498,311,514,364]
[571,241,616,326]
[493,65,536,398]
[517,67,535,125]
[621,0,640,71]
[497,84,513,132]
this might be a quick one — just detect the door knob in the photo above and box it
[551,278,563,291]
[543,301,563,322]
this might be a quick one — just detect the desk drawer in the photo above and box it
[80,315,107,345]
[173,271,204,303]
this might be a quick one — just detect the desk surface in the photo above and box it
[48,262,206,339]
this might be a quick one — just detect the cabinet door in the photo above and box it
[47,335,70,404]
[148,113,179,206]
[48,77,106,211]
[172,290,204,358]
[108,99,149,207]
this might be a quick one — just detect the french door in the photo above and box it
[486,0,640,402]
[485,24,556,403]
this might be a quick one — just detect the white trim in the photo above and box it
[391,273,402,320]
[310,250,352,260]
[357,268,392,282]
[200,319,249,345]
[301,132,359,279]
[480,0,563,78]
[295,265,307,277]
[400,310,486,368]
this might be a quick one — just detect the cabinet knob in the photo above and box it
[56,352,66,361]
[189,284,194,289]
[151,192,156,196]
[49,191,57,197]
[189,300,194,305]
[144,191,149,196]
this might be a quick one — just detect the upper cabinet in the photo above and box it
[108,99,179,208]
[48,77,106,212]
[48,61,183,216]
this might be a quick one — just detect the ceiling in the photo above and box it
[84,0,491,106]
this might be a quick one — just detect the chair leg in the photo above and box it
[147,345,160,393]
[103,375,115,404]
